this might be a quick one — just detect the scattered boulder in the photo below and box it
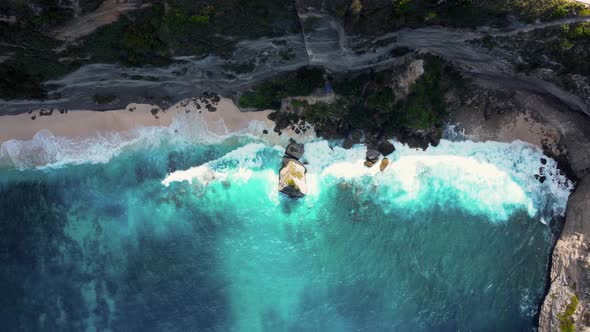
[380,158,389,172]
[342,138,353,149]
[366,149,381,163]
[39,109,53,116]
[378,141,395,156]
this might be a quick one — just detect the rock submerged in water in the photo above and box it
[279,140,307,198]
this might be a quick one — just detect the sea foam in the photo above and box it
[163,139,573,223]
[0,111,274,170]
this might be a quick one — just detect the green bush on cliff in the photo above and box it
[337,0,589,35]
[402,56,463,129]
[266,55,464,138]
[558,294,579,332]
[93,94,117,104]
[67,0,300,67]
[239,67,326,109]
[509,21,590,77]
[0,23,78,99]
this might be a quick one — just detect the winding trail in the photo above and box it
[1,11,589,114]
[50,0,148,42]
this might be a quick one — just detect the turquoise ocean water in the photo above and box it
[0,125,574,331]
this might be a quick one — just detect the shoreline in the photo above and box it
[0,93,584,329]
[0,97,314,147]
[0,96,317,169]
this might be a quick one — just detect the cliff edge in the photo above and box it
[540,175,590,332]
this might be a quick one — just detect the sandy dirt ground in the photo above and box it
[51,0,148,41]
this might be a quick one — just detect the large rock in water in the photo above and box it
[279,159,307,198]
[285,140,304,160]
[539,175,590,332]
[366,149,381,163]
[378,141,395,156]
[279,140,307,198]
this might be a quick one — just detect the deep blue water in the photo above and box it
[0,136,572,331]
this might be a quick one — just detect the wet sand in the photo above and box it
[0,97,314,145]
[0,104,172,143]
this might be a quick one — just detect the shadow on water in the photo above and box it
[0,151,232,331]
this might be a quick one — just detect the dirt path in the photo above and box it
[50,0,148,42]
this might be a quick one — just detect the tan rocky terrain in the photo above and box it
[539,175,590,332]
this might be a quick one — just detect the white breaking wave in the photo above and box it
[162,143,283,187]
[0,129,165,169]
[163,139,573,222]
[0,112,572,223]
[0,112,276,170]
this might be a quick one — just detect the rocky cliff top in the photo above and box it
[540,175,590,332]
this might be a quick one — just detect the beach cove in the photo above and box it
[0,96,577,331]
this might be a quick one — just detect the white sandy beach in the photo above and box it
[0,97,314,149]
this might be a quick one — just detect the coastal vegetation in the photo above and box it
[0,0,300,99]
[324,0,590,34]
[238,67,326,110]
[507,21,590,76]
[256,55,464,140]
[557,294,579,332]
[93,94,117,105]
[474,20,590,101]
[0,23,76,99]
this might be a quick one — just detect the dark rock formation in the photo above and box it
[285,140,304,160]
[378,141,395,156]
[366,149,380,163]
[342,138,353,149]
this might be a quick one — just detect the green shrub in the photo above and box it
[93,94,117,104]
[239,67,325,109]
[557,294,579,332]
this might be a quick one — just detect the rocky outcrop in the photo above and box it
[394,59,424,99]
[285,140,304,160]
[364,149,380,168]
[377,140,395,156]
[279,141,307,198]
[539,175,590,332]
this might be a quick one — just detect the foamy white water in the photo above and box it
[163,139,573,223]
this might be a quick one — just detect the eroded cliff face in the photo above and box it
[540,176,590,332]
